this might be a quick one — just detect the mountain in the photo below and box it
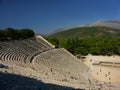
[47,20,120,56]
[49,20,120,38]
[88,20,120,29]
[49,26,120,38]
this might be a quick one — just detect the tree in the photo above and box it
[0,28,35,40]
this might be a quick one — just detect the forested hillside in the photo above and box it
[46,37,120,55]
[51,26,120,38]
[47,26,120,55]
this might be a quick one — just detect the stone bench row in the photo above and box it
[0,37,54,65]
[33,48,89,77]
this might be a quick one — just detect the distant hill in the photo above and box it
[89,20,120,29]
[49,26,120,38]
[49,20,120,38]
[47,20,120,55]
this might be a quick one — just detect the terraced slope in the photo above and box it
[0,35,89,90]
[33,48,89,83]
[0,35,54,65]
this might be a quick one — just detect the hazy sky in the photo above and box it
[0,0,120,34]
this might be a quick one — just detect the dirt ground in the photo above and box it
[82,55,120,83]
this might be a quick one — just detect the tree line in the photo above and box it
[46,36,120,56]
[0,27,35,40]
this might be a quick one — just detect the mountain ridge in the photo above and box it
[49,26,120,38]
[89,20,120,29]
[49,20,120,38]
